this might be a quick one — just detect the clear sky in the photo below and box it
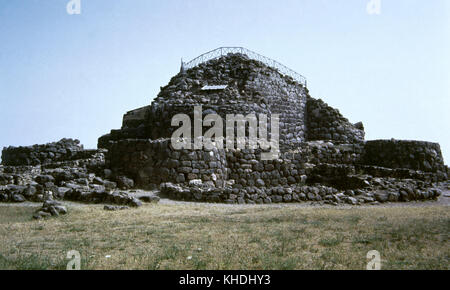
[0,0,449,163]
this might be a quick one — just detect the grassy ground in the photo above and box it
[0,202,448,270]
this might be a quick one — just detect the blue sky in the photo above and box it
[0,0,449,162]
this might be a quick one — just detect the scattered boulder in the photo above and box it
[12,194,25,203]
[35,175,55,185]
[116,176,134,190]
[136,192,160,203]
[104,205,129,211]
[103,180,117,191]
[33,199,67,219]
[374,191,390,203]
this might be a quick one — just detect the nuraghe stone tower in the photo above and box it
[98,47,447,204]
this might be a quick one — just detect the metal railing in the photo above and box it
[182,47,307,87]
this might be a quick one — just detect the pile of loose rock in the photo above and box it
[64,188,142,207]
[33,199,67,220]
[159,175,443,205]
[104,205,130,211]
[161,171,442,205]
[0,165,137,204]
[0,139,163,219]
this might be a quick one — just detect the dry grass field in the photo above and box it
[0,202,448,270]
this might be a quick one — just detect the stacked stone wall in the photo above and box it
[106,139,227,189]
[106,138,447,191]
[362,140,446,173]
[306,97,364,144]
[1,139,93,166]
[106,139,367,189]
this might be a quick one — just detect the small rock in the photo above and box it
[346,197,358,205]
[189,179,203,187]
[129,197,142,207]
[256,179,265,187]
[12,194,25,203]
[93,177,104,185]
[103,181,117,191]
[35,175,55,185]
[374,191,389,203]
[116,176,134,190]
[138,195,160,203]
[104,205,129,211]
[54,205,67,215]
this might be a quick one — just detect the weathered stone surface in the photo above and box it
[306,97,364,144]
[363,140,446,173]
[104,205,129,211]
[1,139,94,166]
[137,194,160,203]
[99,54,308,151]
[33,199,67,219]
[116,176,135,190]
[1,52,448,207]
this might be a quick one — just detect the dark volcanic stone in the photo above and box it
[116,176,135,190]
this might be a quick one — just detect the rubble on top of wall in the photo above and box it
[306,97,365,144]
[2,138,88,166]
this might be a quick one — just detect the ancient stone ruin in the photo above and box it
[1,47,448,210]
[96,48,448,204]
[0,138,148,218]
